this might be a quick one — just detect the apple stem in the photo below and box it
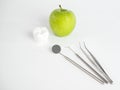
[59,5,62,10]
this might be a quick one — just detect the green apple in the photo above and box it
[49,5,76,37]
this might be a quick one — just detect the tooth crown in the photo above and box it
[33,27,49,43]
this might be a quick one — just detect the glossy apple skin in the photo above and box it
[49,8,76,37]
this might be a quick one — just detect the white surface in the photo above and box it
[0,0,120,90]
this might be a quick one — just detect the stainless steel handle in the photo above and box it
[83,43,113,84]
[60,53,104,84]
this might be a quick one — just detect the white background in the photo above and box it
[0,0,120,90]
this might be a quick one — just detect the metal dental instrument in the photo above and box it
[52,45,104,84]
[80,42,113,84]
[68,47,108,84]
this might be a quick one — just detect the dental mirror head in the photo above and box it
[52,45,61,54]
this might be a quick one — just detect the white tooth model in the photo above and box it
[33,27,49,46]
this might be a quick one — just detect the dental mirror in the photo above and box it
[52,45,61,54]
